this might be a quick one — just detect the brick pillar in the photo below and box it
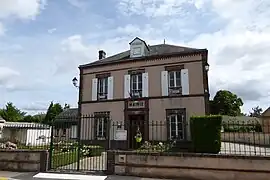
[106,150,115,175]
[40,150,49,172]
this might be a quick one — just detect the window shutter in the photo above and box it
[142,72,149,97]
[92,78,98,101]
[124,74,131,98]
[181,69,189,95]
[161,71,168,96]
[107,76,114,100]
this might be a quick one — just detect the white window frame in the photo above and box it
[130,73,142,97]
[132,47,142,55]
[96,117,107,138]
[97,77,108,99]
[169,114,184,140]
[168,71,182,95]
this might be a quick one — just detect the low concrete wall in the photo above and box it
[0,150,48,172]
[108,151,270,180]
[221,132,270,146]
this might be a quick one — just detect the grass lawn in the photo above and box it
[51,150,78,169]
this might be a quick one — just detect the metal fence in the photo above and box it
[110,119,270,156]
[1,115,270,172]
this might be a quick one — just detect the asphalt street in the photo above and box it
[0,172,169,180]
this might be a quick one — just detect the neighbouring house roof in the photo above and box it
[262,107,270,117]
[54,108,78,124]
[3,122,50,129]
[79,43,206,68]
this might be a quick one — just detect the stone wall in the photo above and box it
[108,151,270,180]
[0,150,48,172]
[221,132,270,146]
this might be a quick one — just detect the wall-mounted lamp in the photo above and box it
[72,77,79,88]
[205,64,210,72]
[117,124,122,129]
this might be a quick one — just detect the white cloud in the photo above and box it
[185,0,270,112]
[0,0,47,20]
[67,0,87,8]
[0,22,5,36]
[118,0,194,17]
[48,28,56,34]
[0,66,20,86]
[1,0,269,114]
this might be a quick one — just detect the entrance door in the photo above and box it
[128,114,145,149]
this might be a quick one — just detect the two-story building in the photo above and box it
[78,37,210,149]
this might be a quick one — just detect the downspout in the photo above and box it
[202,50,210,115]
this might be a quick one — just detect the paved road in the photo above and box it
[0,172,170,180]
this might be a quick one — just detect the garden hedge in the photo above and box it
[190,115,222,154]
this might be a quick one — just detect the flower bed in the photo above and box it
[136,141,176,153]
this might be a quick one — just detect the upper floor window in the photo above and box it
[130,73,142,98]
[97,77,108,100]
[132,47,142,56]
[168,70,181,95]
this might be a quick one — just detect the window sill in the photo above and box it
[168,93,182,96]
[97,98,108,101]
[96,137,106,140]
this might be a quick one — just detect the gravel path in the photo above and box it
[59,152,107,171]
[220,142,270,156]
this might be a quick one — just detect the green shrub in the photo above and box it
[190,115,222,154]
[223,122,262,132]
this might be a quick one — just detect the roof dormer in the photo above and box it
[129,37,149,58]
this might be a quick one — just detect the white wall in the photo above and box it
[26,128,51,146]
[2,128,27,144]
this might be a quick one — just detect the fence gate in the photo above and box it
[48,114,110,174]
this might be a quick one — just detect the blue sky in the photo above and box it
[0,0,270,115]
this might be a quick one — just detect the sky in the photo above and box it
[0,0,269,115]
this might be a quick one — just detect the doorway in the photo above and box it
[128,114,145,149]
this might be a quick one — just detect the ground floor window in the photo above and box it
[94,112,110,139]
[167,109,186,140]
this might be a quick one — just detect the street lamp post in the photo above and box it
[72,76,81,171]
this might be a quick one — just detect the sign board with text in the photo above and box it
[114,130,127,141]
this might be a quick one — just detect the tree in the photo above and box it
[210,90,243,116]
[249,106,263,117]
[22,113,45,123]
[0,102,26,122]
[43,102,63,125]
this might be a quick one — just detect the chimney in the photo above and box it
[99,50,106,60]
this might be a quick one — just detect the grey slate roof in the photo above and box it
[80,43,205,68]
[54,108,78,123]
